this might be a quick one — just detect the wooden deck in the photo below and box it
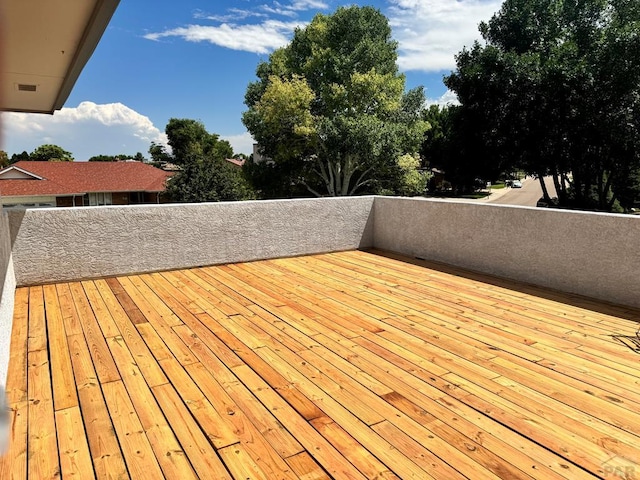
[2,250,640,480]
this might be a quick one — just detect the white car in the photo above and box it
[512,180,523,188]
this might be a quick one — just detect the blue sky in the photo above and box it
[3,0,502,159]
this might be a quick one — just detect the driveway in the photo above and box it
[487,177,558,207]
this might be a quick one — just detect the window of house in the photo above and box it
[87,192,113,206]
[129,192,144,204]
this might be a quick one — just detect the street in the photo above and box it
[488,177,557,207]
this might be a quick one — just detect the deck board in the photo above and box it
[2,250,640,479]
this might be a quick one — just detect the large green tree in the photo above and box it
[159,119,253,202]
[30,144,74,162]
[445,0,640,211]
[243,6,427,197]
[165,118,233,165]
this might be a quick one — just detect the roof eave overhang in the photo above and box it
[1,0,121,114]
[51,0,121,113]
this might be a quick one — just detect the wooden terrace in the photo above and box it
[1,250,639,479]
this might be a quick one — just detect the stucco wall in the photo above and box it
[6,195,640,309]
[8,197,375,285]
[373,196,640,309]
[0,210,16,386]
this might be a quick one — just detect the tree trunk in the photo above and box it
[538,173,551,203]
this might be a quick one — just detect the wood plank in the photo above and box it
[55,407,95,479]
[27,287,46,353]
[185,362,302,460]
[9,251,640,480]
[77,384,128,480]
[232,365,367,480]
[442,372,630,476]
[55,284,84,337]
[68,282,120,384]
[309,416,401,480]
[175,327,305,459]
[80,281,121,338]
[496,353,640,426]
[93,279,168,388]
[66,330,127,479]
[104,277,148,326]
[42,285,78,411]
[151,383,232,480]
[101,381,164,480]
[148,275,326,421]
[252,347,440,479]
[117,277,197,366]
[157,357,238,449]
[382,391,580,480]
[0,401,28,480]
[285,452,332,480]
[104,335,197,479]
[5,288,29,405]
[370,421,472,480]
[179,269,255,317]
[158,270,230,321]
[313,333,582,477]
[124,275,183,327]
[26,350,60,480]
[218,444,271,480]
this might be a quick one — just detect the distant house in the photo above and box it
[0,161,172,208]
[225,158,246,167]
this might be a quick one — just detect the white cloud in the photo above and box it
[145,0,327,54]
[144,20,304,54]
[289,0,329,11]
[2,102,168,160]
[260,0,329,17]
[426,89,460,107]
[222,132,255,156]
[387,0,502,72]
[194,8,268,23]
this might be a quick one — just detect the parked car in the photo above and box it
[512,180,523,188]
[536,196,559,208]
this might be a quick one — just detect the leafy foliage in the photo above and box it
[88,153,145,162]
[166,157,254,203]
[10,151,30,163]
[158,118,253,203]
[243,6,427,197]
[444,0,640,210]
[396,154,429,196]
[29,144,74,162]
[0,151,9,168]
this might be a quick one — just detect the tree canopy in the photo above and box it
[159,118,253,203]
[0,151,9,169]
[29,144,74,162]
[88,153,146,162]
[242,6,428,197]
[444,0,640,210]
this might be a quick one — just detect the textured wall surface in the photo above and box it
[8,197,375,285]
[374,196,640,308]
[0,211,16,386]
[6,195,640,310]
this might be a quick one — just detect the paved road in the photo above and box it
[488,177,557,207]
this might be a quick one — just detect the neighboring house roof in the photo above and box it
[0,161,172,197]
[225,158,246,167]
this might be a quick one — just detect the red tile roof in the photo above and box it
[0,161,172,197]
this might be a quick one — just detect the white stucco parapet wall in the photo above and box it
[7,197,375,285]
[0,210,16,386]
[5,195,640,310]
[373,196,640,309]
